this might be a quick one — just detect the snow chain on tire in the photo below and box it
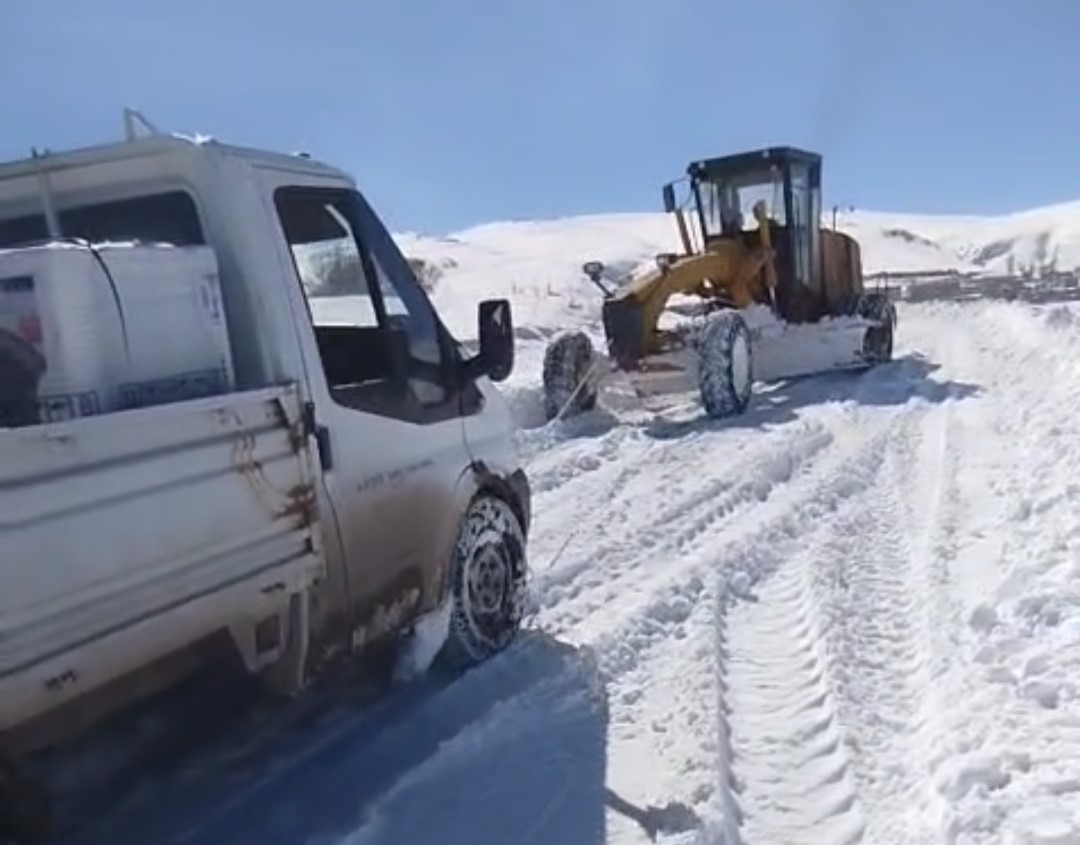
[542,331,598,421]
[848,292,896,364]
[442,495,528,668]
[694,311,754,419]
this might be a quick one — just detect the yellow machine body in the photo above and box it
[598,148,871,372]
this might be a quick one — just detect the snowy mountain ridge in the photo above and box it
[396,198,1080,298]
[388,199,1080,356]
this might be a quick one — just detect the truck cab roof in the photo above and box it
[0,132,353,186]
[688,146,822,181]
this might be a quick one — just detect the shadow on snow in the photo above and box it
[48,632,624,845]
[539,352,981,443]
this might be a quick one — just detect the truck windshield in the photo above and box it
[696,169,785,239]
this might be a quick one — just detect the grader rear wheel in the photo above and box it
[847,293,896,365]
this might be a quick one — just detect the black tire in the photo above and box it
[847,292,896,365]
[441,495,528,668]
[542,331,597,421]
[0,753,51,845]
[695,311,753,419]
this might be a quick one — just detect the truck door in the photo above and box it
[269,182,475,650]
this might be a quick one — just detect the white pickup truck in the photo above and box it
[0,120,531,842]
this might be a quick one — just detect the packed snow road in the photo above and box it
[51,299,1080,844]
[521,298,1080,845]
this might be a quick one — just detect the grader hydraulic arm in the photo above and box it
[601,221,774,358]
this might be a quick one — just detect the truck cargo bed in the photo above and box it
[0,384,324,737]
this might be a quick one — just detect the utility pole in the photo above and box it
[831,204,855,231]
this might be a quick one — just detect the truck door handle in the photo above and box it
[302,401,333,472]
[314,424,333,471]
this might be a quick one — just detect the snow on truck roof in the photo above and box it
[0,132,353,184]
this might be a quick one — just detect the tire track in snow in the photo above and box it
[525,424,659,588]
[584,407,907,843]
[532,345,966,841]
[530,354,911,628]
[716,430,902,844]
[532,419,837,632]
[715,401,925,845]
[721,396,963,845]
[580,398,908,675]
[809,409,950,844]
[726,542,867,845]
[525,422,641,499]
[892,374,962,842]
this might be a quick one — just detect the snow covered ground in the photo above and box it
[509,297,1080,845]
[47,209,1080,845]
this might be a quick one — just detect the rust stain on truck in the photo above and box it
[231,430,301,524]
[228,399,320,530]
[278,482,317,526]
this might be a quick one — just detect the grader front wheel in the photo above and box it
[542,331,598,421]
[695,311,754,419]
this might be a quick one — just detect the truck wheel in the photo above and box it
[442,495,528,668]
[848,293,896,365]
[695,311,753,419]
[0,754,51,844]
[542,331,597,421]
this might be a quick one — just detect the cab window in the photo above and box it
[275,186,459,422]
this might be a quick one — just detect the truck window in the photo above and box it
[0,191,204,248]
[275,187,456,420]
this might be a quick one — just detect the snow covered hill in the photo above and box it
[399,199,1080,338]
[850,202,1080,277]
[53,205,1080,845]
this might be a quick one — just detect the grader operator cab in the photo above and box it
[542,146,896,421]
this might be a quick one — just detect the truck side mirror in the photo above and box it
[468,299,514,383]
[662,183,676,213]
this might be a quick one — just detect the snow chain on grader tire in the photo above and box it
[695,311,754,420]
[847,292,897,365]
[542,331,598,421]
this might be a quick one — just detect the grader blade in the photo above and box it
[748,316,875,383]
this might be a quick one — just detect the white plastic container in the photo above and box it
[0,242,234,422]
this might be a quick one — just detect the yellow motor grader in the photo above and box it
[542,146,896,421]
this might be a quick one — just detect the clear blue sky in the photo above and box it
[3,0,1079,233]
